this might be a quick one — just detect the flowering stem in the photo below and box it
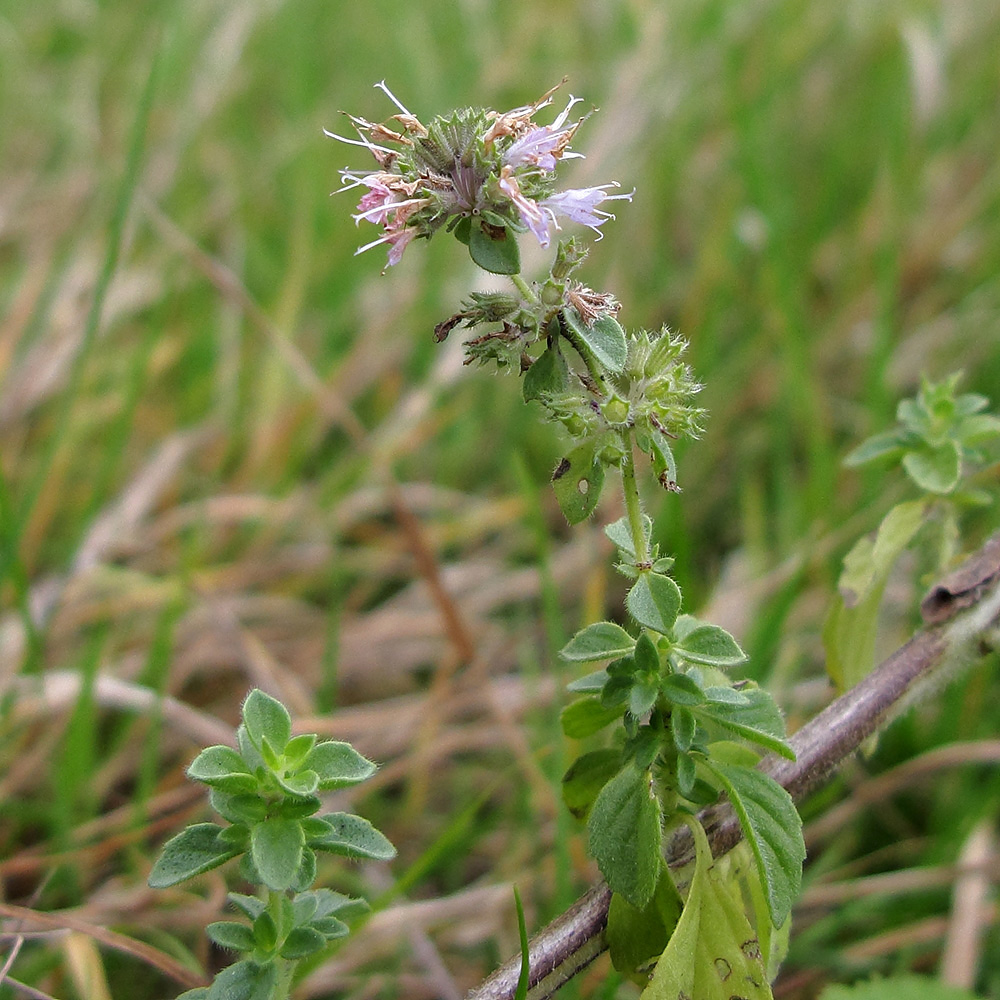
[621,436,649,566]
[511,273,539,305]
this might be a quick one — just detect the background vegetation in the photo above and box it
[2,0,999,997]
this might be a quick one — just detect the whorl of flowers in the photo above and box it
[328,81,634,271]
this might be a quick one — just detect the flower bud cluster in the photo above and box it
[330,82,633,270]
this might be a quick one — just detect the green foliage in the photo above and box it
[640,821,772,1000]
[823,499,931,691]
[149,690,393,999]
[844,373,1000,495]
[587,761,663,908]
[819,976,984,1000]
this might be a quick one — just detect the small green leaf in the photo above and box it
[211,789,267,826]
[588,763,662,909]
[312,888,368,920]
[604,514,652,558]
[523,345,569,403]
[629,680,660,717]
[552,440,605,525]
[671,706,696,752]
[311,916,350,940]
[694,686,795,759]
[843,429,908,467]
[960,413,1000,445]
[311,812,396,860]
[292,893,318,926]
[607,875,683,981]
[283,733,317,767]
[293,846,317,892]
[823,499,929,691]
[660,673,706,706]
[633,633,660,674]
[205,960,277,1000]
[702,761,805,929]
[563,308,628,374]
[561,697,625,739]
[452,216,472,245]
[469,220,521,274]
[276,795,321,820]
[562,749,622,820]
[251,817,305,891]
[676,752,697,796]
[560,622,635,662]
[903,440,961,493]
[626,572,682,635]
[277,769,319,796]
[253,910,278,951]
[206,920,255,953]
[148,824,240,888]
[228,893,266,921]
[640,820,770,1000]
[280,926,326,960]
[186,746,255,793]
[242,690,291,754]
[673,624,747,667]
[566,668,609,693]
[304,740,377,790]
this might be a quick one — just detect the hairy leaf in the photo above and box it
[206,921,255,953]
[674,624,747,667]
[552,440,605,525]
[626,572,682,635]
[304,741,377,789]
[186,746,255,793]
[693,687,795,760]
[563,307,628,374]
[588,763,662,908]
[148,824,240,888]
[251,817,305,891]
[311,812,396,860]
[607,874,683,981]
[703,761,805,929]
[523,344,569,403]
[560,696,625,739]
[562,749,622,820]
[469,220,520,274]
[560,622,635,662]
[242,690,291,754]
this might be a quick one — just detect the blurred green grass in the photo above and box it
[2,0,1000,997]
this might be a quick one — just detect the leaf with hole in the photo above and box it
[640,820,771,1000]
[552,439,605,525]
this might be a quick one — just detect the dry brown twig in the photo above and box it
[468,532,1000,1000]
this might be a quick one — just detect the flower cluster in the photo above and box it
[329,82,633,271]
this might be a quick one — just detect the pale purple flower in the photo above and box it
[503,95,585,172]
[541,183,634,240]
[498,167,553,247]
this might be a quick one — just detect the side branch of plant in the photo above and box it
[468,531,1000,1000]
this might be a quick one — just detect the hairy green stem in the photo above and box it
[621,439,649,566]
[511,273,539,305]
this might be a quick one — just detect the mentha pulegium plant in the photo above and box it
[148,689,395,1000]
[332,82,805,997]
